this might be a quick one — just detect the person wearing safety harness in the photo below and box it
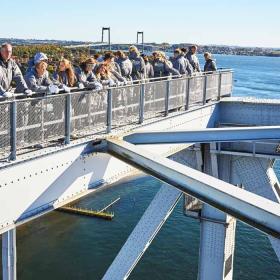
[186,45,201,73]
[103,52,127,86]
[115,50,133,81]
[53,58,77,88]
[172,48,193,75]
[0,43,32,98]
[128,45,145,81]
[204,52,217,72]
[24,52,64,94]
[152,51,180,78]
[75,58,103,90]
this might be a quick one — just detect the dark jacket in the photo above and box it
[153,59,180,78]
[204,59,217,72]
[172,55,193,75]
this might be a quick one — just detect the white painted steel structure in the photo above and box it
[1,70,280,279]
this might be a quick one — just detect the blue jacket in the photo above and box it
[75,67,102,89]
[172,55,193,75]
[153,59,180,78]
[24,67,55,93]
[115,57,133,78]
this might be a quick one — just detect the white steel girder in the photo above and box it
[198,144,236,280]
[124,126,280,145]
[106,139,280,238]
[231,156,280,261]
[102,184,181,280]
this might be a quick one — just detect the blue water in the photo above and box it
[3,55,280,280]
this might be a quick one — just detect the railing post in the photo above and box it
[107,89,112,133]
[2,228,17,280]
[65,93,71,145]
[165,80,170,116]
[185,77,190,110]
[10,101,17,161]
[139,83,145,124]
[218,72,222,100]
[203,74,208,105]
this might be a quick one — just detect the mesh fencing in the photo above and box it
[221,72,233,97]
[0,102,11,158]
[43,95,65,141]
[16,98,44,148]
[206,73,219,101]
[144,80,167,119]
[111,85,140,127]
[71,90,107,135]
[189,75,205,106]
[168,78,187,110]
[0,71,233,160]
[16,95,66,149]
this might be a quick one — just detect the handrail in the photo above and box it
[0,70,233,161]
[0,69,233,102]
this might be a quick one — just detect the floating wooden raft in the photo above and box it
[58,206,114,220]
[57,197,120,220]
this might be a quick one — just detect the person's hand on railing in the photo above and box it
[78,83,85,90]
[47,84,60,95]
[62,85,71,93]
[24,89,33,97]
[117,81,125,87]
[109,79,116,87]
[95,82,103,91]
[2,91,14,98]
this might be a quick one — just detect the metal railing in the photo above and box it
[0,70,233,161]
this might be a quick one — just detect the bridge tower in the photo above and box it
[136,31,144,53]
[101,27,111,51]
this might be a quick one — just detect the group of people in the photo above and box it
[0,42,217,98]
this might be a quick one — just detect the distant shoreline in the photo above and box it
[1,38,279,58]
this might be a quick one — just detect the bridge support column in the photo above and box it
[2,228,17,280]
[198,144,236,280]
[232,156,280,261]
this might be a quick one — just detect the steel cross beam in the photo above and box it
[124,126,280,145]
[106,139,280,238]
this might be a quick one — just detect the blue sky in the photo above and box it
[1,0,280,48]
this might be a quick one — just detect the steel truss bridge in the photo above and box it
[0,70,280,280]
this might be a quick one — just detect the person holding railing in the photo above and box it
[103,52,127,86]
[204,52,217,72]
[172,48,193,76]
[95,63,118,87]
[152,51,180,78]
[76,58,103,90]
[186,45,201,72]
[24,52,63,94]
[53,58,77,88]
[0,43,32,98]
[115,51,133,81]
[128,45,145,81]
